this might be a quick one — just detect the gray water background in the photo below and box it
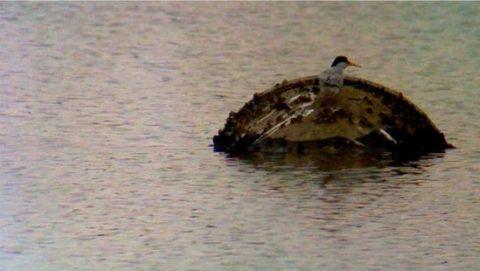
[1,2,480,270]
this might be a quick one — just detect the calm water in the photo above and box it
[1,2,480,270]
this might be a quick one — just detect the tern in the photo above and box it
[319,56,361,94]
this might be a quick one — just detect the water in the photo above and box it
[1,2,479,270]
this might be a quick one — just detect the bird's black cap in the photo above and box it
[331,56,349,67]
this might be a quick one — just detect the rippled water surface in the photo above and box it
[1,2,480,270]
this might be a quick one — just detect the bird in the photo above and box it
[318,56,361,94]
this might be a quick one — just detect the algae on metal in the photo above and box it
[213,75,452,154]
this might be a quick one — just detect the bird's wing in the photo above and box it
[319,69,343,87]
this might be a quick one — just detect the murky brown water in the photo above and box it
[1,2,480,270]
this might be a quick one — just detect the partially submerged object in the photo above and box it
[213,75,452,154]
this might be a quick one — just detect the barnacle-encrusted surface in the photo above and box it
[213,75,452,154]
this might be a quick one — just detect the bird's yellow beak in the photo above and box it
[348,60,361,68]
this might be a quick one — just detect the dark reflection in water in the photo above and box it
[229,150,446,175]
